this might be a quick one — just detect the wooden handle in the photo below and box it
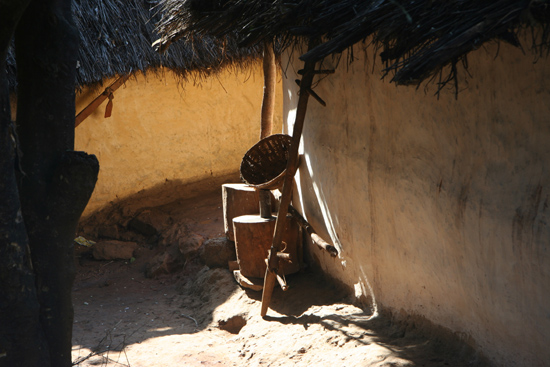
[311,233,338,257]
[276,273,288,291]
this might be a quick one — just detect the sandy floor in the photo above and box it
[71,190,486,367]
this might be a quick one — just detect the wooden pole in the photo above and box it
[261,39,319,317]
[260,41,276,139]
[75,75,129,127]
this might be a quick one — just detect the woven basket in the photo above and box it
[240,134,292,190]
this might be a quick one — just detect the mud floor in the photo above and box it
[71,190,486,367]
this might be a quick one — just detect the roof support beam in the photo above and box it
[260,41,276,139]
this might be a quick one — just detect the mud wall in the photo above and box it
[75,65,282,216]
[284,42,550,366]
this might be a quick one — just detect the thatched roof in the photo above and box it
[154,0,550,90]
[6,0,262,91]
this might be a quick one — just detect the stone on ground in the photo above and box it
[92,240,138,260]
[199,237,237,268]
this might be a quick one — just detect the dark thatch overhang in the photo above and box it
[6,0,262,91]
[154,0,550,89]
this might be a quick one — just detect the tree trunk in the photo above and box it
[0,49,51,367]
[260,41,276,139]
[0,2,51,367]
[0,89,49,367]
[14,1,99,366]
[222,183,261,241]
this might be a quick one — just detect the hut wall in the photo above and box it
[284,42,550,366]
[76,65,283,216]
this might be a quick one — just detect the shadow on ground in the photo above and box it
[73,261,488,367]
[72,184,488,366]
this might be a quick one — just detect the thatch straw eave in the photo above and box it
[6,0,263,92]
[154,0,550,90]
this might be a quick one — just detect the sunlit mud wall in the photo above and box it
[284,42,550,366]
[76,65,282,216]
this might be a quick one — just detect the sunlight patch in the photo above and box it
[148,326,174,333]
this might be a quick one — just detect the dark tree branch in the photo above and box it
[0,0,31,61]
[0,69,50,367]
[14,0,99,366]
[0,1,50,366]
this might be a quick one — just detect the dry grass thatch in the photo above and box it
[154,0,550,90]
[6,0,263,91]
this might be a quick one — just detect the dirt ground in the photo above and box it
[71,189,486,367]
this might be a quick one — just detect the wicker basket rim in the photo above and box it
[240,134,292,189]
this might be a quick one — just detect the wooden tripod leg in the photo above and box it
[261,269,277,316]
[260,39,319,317]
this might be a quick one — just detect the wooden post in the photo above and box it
[261,39,319,317]
[260,41,276,139]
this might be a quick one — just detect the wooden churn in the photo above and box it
[222,183,278,241]
[232,134,300,279]
[222,183,260,241]
[233,213,301,278]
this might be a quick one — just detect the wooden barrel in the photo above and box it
[233,214,301,278]
[222,183,260,241]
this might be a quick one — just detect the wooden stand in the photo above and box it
[233,214,301,278]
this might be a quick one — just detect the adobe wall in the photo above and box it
[284,42,550,366]
[76,65,282,216]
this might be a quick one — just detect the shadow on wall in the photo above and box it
[80,172,242,223]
